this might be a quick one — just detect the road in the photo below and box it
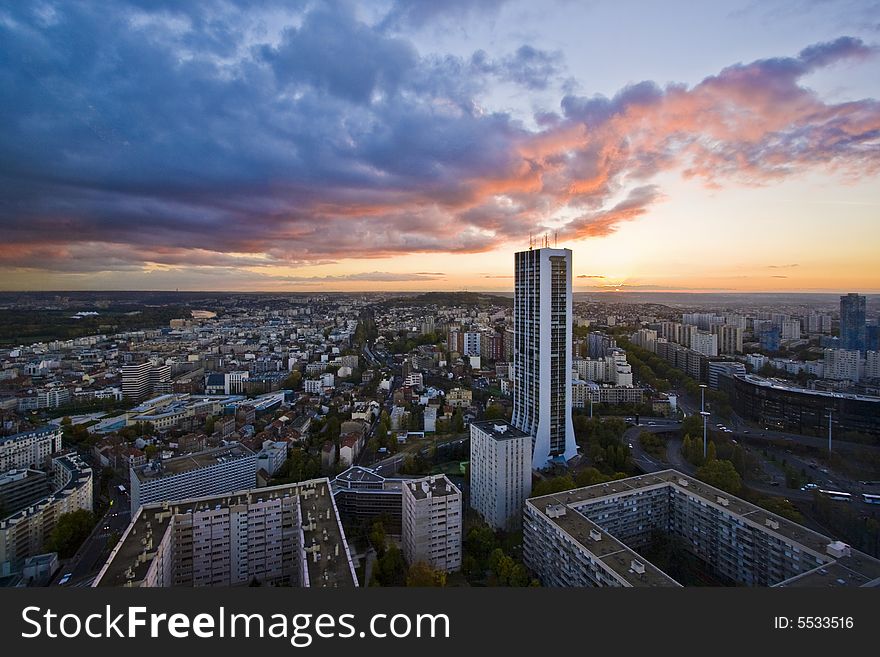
[55,483,131,587]
[627,418,877,509]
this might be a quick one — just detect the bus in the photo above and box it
[818,489,852,502]
[862,493,880,505]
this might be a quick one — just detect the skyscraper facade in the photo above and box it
[512,247,577,468]
[840,293,866,352]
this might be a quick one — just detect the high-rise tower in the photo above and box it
[840,293,866,353]
[512,247,577,468]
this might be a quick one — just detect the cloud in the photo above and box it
[0,2,878,286]
[471,45,566,90]
[577,275,606,279]
[379,0,511,31]
[767,264,800,269]
[282,271,445,283]
[771,275,789,278]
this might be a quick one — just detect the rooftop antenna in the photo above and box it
[555,231,558,248]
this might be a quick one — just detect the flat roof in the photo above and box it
[405,475,460,500]
[470,419,530,440]
[735,374,880,403]
[528,469,880,588]
[96,478,356,588]
[133,444,254,482]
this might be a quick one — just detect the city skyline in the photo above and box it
[2,1,880,293]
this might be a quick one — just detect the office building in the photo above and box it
[332,466,406,534]
[121,362,153,400]
[0,424,62,472]
[512,247,577,468]
[707,361,747,390]
[720,373,880,437]
[130,443,257,511]
[469,420,532,531]
[840,293,867,352]
[523,470,880,587]
[93,478,357,588]
[402,475,462,573]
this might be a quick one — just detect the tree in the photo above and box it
[706,440,717,462]
[696,459,742,494]
[372,545,407,586]
[144,444,158,459]
[484,404,506,421]
[45,509,96,558]
[368,520,386,557]
[406,562,447,587]
[205,415,216,434]
[283,369,302,390]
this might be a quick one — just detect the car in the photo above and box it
[770,481,780,486]
[58,573,72,585]
[628,442,633,449]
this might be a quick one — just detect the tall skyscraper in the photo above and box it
[840,293,866,352]
[512,247,577,468]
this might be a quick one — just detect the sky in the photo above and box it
[1,0,879,293]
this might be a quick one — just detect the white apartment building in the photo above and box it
[823,348,860,382]
[690,330,719,357]
[781,319,802,341]
[866,351,880,380]
[512,247,577,468]
[402,475,462,573]
[523,470,880,588]
[0,424,63,472]
[1,454,93,574]
[130,443,257,511]
[469,420,532,531]
[93,478,358,588]
[463,331,481,357]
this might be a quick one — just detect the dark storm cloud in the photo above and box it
[0,2,878,282]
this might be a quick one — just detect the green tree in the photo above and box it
[45,509,96,558]
[706,440,717,462]
[696,459,742,494]
[283,369,302,390]
[406,562,447,587]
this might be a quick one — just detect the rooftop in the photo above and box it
[736,374,880,403]
[133,443,254,482]
[405,474,460,500]
[470,419,530,441]
[95,478,357,588]
[528,469,880,588]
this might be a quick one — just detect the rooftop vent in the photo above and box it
[545,504,566,519]
[631,560,646,574]
[677,478,689,487]
[493,424,507,434]
[826,541,851,558]
[589,529,602,542]
[716,496,729,507]
[765,519,780,530]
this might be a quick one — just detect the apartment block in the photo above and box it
[469,420,532,531]
[402,475,462,573]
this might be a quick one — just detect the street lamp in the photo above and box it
[826,408,833,454]
[589,397,594,419]
[700,411,711,460]
[699,383,707,414]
